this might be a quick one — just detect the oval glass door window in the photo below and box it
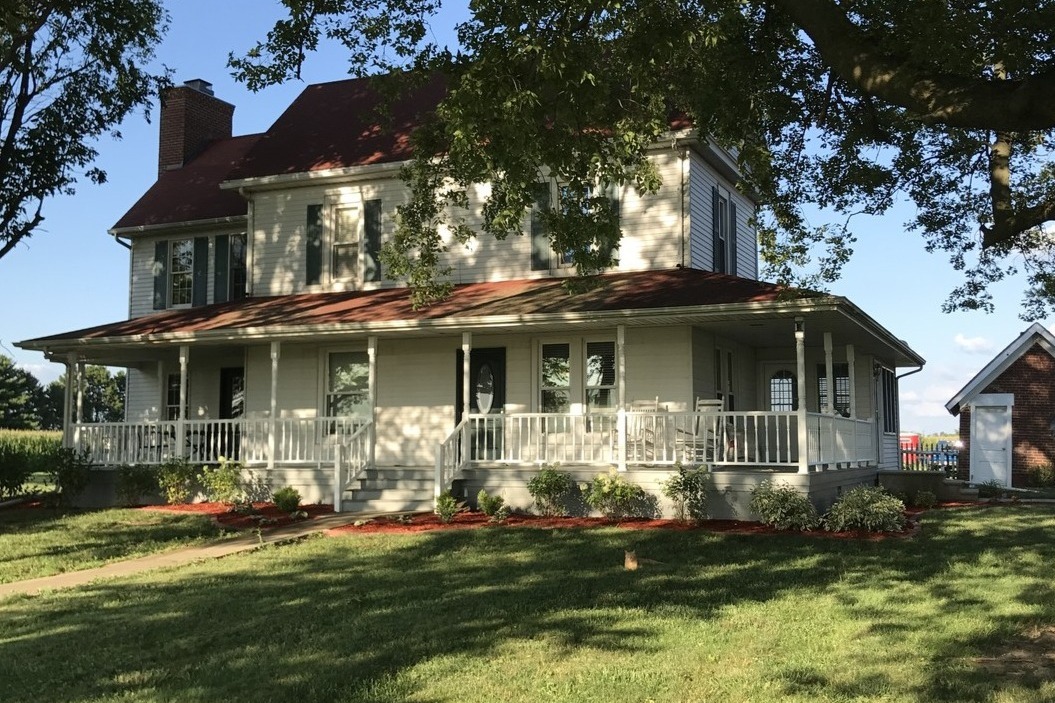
[476,363,495,414]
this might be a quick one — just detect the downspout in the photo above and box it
[894,364,925,469]
[239,187,254,297]
[679,144,689,268]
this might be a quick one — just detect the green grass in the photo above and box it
[2,506,1054,702]
[0,507,225,583]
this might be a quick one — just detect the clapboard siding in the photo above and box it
[129,228,244,317]
[125,367,160,421]
[624,326,693,410]
[687,152,757,279]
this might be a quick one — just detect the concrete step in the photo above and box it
[342,497,435,513]
[350,487,435,502]
[355,477,435,490]
[361,467,434,481]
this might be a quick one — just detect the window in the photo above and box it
[165,374,188,421]
[585,341,616,411]
[214,233,247,303]
[880,367,898,433]
[332,205,359,280]
[817,363,851,417]
[229,234,247,300]
[769,370,797,411]
[712,186,737,275]
[169,239,193,306]
[540,343,571,413]
[326,352,369,416]
[529,181,619,270]
[714,347,735,410]
[530,184,552,271]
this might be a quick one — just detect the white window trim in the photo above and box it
[325,191,364,289]
[318,346,370,418]
[534,336,619,414]
[529,179,622,275]
[168,237,195,309]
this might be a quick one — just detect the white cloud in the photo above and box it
[18,362,62,384]
[953,333,994,354]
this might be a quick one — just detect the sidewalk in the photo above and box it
[0,511,366,599]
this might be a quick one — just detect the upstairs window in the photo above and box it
[712,186,737,275]
[152,237,208,310]
[214,233,247,303]
[529,181,619,271]
[307,199,383,286]
[332,205,359,281]
[817,363,851,417]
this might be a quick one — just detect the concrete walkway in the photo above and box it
[0,511,368,600]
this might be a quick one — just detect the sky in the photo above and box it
[0,0,1046,435]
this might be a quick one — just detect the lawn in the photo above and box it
[1,505,1053,703]
[0,507,225,583]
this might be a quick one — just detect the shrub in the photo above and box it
[526,464,574,516]
[157,457,197,504]
[272,486,302,513]
[584,471,648,518]
[50,448,94,505]
[749,480,820,531]
[912,489,938,509]
[977,479,1006,499]
[1027,463,1055,487]
[477,489,506,518]
[115,464,159,506]
[824,486,906,533]
[198,457,245,504]
[435,491,460,524]
[0,430,60,499]
[661,463,710,521]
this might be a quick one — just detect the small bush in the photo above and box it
[272,486,301,513]
[526,464,574,516]
[157,457,198,505]
[661,463,710,521]
[198,457,245,504]
[476,489,506,518]
[824,486,906,532]
[0,430,60,499]
[50,448,94,505]
[115,464,159,506]
[1026,464,1055,487]
[912,489,938,509]
[977,479,1006,499]
[749,480,820,531]
[584,471,648,518]
[435,491,460,523]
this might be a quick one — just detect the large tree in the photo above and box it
[0,1,168,260]
[232,0,1055,316]
[0,354,43,429]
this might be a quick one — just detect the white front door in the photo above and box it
[970,394,1013,486]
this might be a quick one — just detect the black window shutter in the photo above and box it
[729,201,737,276]
[214,234,230,304]
[191,237,209,307]
[306,204,323,285]
[711,185,723,273]
[153,240,169,310]
[364,199,382,282]
[530,185,551,271]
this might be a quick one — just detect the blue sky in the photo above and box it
[0,0,1045,434]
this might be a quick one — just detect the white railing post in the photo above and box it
[795,318,809,474]
[434,443,444,501]
[268,342,280,472]
[176,346,188,459]
[333,443,343,513]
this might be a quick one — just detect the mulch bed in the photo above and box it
[141,502,333,530]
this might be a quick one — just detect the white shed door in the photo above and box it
[971,399,1012,486]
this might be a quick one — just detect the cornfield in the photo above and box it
[0,430,62,498]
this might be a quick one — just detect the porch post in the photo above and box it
[461,332,471,469]
[795,318,808,474]
[75,360,85,426]
[823,333,834,415]
[64,353,76,448]
[847,344,858,464]
[367,336,377,469]
[177,345,188,458]
[268,341,280,472]
[616,325,627,472]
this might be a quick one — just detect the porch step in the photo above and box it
[341,466,436,514]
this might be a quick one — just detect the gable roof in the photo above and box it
[945,322,1055,415]
[111,134,261,232]
[224,75,446,183]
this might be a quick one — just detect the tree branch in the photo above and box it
[773,0,1055,131]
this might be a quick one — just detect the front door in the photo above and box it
[971,394,1013,486]
[456,348,506,460]
[217,367,245,460]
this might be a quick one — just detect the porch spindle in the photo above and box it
[367,336,377,469]
[795,318,808,474]
[847,344,858,463]
[616,325,627,471]
[177,345,188,458]
[268,342,280,472]
[823,332,834,469]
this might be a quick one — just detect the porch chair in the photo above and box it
[627,397,661,462]
[676,397,724,465]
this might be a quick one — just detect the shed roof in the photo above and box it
[945,322,1055,415]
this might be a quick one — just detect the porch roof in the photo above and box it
[18,268,924,367]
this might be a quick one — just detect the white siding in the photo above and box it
[125,366,161,421]
[688,152,758,279]
[624,326,693,410]
[244,343,320,418]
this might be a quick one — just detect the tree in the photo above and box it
[0,1,168,260]
[38,367,126,428]
[233,1,1055,316]
[0,354,43,429]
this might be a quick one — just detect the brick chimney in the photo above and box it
[157,79,235,176]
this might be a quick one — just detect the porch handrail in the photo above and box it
[435,418,469,503]
[332,420,372,512]
[805,414,875,469]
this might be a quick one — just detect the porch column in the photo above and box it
[822,332,834,471]
[461,332,471,467]
[268,341,280,472]
[823,333,835,415]
[64,353,76,448]
[367,336,377,468]
[616,325,627,472]
[177,345,189,458]
[75,360,85,425]
[795,318,808,474]
[847,344,858,464]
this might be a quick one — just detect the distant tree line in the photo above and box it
[0,355,124,430]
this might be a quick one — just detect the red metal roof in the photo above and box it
[111,134,261,231]
[23,269,811,345]
[225,75,446,181]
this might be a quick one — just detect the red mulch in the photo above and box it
[141,502,333,530]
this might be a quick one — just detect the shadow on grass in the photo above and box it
[0,505,1052,702]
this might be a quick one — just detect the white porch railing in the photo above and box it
[72,416,368,467]
[805,414,876,468]
[435,418,469,499]
[333,421,372,512]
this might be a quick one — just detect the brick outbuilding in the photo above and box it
[946,323,1055,487]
